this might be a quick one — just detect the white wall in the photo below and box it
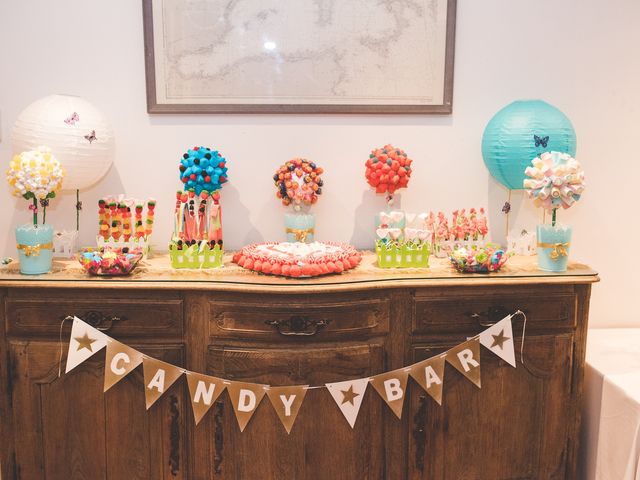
[0,0,638,327]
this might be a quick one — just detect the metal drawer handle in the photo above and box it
[468,306,512,327]
[74,310,125,332]
[266,316,330,336]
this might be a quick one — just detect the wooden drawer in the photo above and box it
[209,292,390,340]
[412,289,576,334]
[5,289,183,339]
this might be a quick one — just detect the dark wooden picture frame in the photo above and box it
[143,0,456,114]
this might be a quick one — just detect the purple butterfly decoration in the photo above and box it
[64,112,79,125]
[84,130,97,144]
[502,202,511,214]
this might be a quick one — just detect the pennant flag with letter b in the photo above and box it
[266,385,308,434]
[65,317,109,374]
[370,368,409,419]
[446,338,482,388]
[326,378,369,428]
[479,315,517,367]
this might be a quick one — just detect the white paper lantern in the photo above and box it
[12,94,114,190]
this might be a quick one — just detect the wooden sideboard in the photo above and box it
[0,255,598,479]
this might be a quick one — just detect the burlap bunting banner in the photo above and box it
[143,357,184,409]
[65,317,108,373]
[326,378,370,428]
[62,314,520,432]
[479,316,517,367]
[266,385,308,434]
[186,372,227,425]
[370,368,409,419]
[409,355,446,405]
[104,340,144,392]
[446,338,482,388]
[226,381,268,432]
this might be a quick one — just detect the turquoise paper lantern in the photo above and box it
[482,100,577,190]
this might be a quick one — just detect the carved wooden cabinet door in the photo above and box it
[8,341,188,479]
[408,334,575,480]
[205,343,385,480]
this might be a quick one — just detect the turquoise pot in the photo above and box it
[15,224,54,274]
[536,224,572,272]
[285,213,315,243]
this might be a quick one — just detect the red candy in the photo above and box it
[365,144,412,196]
[233,242,362,278]
[289,265,301,277]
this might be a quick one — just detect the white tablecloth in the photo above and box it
[580,328,640,480]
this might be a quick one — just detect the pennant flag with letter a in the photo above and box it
[104,340,144,392]
[325,378,369,428]
[446,338,482,388]
[186,372,226,425]
[227,381,267,432]
[370,368,409,419]
[143,357,184,409]
[65,317,109,374]
[266,385,308,434]
[409,355,446,405]
[479,315,517,367]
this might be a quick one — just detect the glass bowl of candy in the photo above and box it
[77,247,144,276]
[450,243,510,273]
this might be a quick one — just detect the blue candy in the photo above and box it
[179,147,228,192]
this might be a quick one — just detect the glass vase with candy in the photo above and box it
[524,151,585,272]
[274,158,323,243]
[6,146,64,274]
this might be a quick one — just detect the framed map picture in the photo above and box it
[143,0,456,114]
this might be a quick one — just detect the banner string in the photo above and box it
[513,309,528,365]
[57,315,74,378]
[59,310,525,389]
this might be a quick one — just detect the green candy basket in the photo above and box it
[169,242,224,269]
[375,241,430,268]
